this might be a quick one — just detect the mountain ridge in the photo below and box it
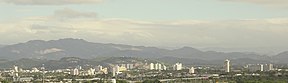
[0,38,285,63]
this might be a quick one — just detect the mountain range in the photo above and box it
[0,38,287,64]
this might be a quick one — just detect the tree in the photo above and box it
[117,80,128,83]
[1,80,10,83]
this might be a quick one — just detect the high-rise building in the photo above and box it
[248,64,274,72]
[155,63,159,70]
[112,67,116,77]
[87,68,95,75]
[173,62,182,70]
[146,63,166,70]
[102,68,108,74]
[71,68,79,75]
[14,66,19,72]
[224,59,230,72]
[260,64,264,71]
[128,64,134,69]
[157,63,162,70]
[189,67,195,74]
[112,65,120,77]
[148,63,164,70]
[247,64,263,72]
[269,64,274,71]
[13,66,19,77]
[13,65,20,82]
[163,65,167,70]
[115,65,120,73]
[149,63,154,70]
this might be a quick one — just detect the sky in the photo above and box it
[1,0,288,55]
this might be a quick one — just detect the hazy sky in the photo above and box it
[1,0,288,54]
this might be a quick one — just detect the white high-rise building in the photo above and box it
[13,65,20,81]
[155,63,159,70]
[247,64,263,72]
[112,67,116,77]
[269,64,274,71]
[149,63,164,70]
[157,63,162,70]
[163,65,167,70]
[154,63,162,70]
[129,64,134,69]
[189,67,195,74]
[13,66,19,77]
[71,68,79,75]
[87,68,95,75]
[149,63,154,70]
[125,64,130,69]
[14,66,19,72]
[224,59,230,72]
[262,64,274,71]
[173,62,182,70]
[112,65,120,77]
[115,65,120,73]
[260,64,264,71]
[248,64,274,72]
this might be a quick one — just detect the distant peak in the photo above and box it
[173,46,202,52]
[58,38,86,41]
[26,40,46,43]
[178,46,198,50]
[50,38,88,43]
[25,38,88,44]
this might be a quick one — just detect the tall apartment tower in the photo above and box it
[173,62,183,70]
[71,68,79,75]
[189,67,195,74]
[224,59,230,72]
[149,63,155,70]
[269,64,274,71]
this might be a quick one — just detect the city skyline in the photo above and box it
[1,0,288,54]
[1,1,288,82]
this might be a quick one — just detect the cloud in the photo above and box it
[22,8,98,22]
[1,9,288,49]
[53,8,97,19]
[0,0,103,5]
[222,0,288,7]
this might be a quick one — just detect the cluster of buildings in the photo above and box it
[148,63,167,70]
[9,59,275,77]
[70,65,109,76]
[111,65,129,76]
[4,66,45,82]
[223,59,275,72]
[245,64,274,72]
[0,59,282,82]
[5,60,276,77]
